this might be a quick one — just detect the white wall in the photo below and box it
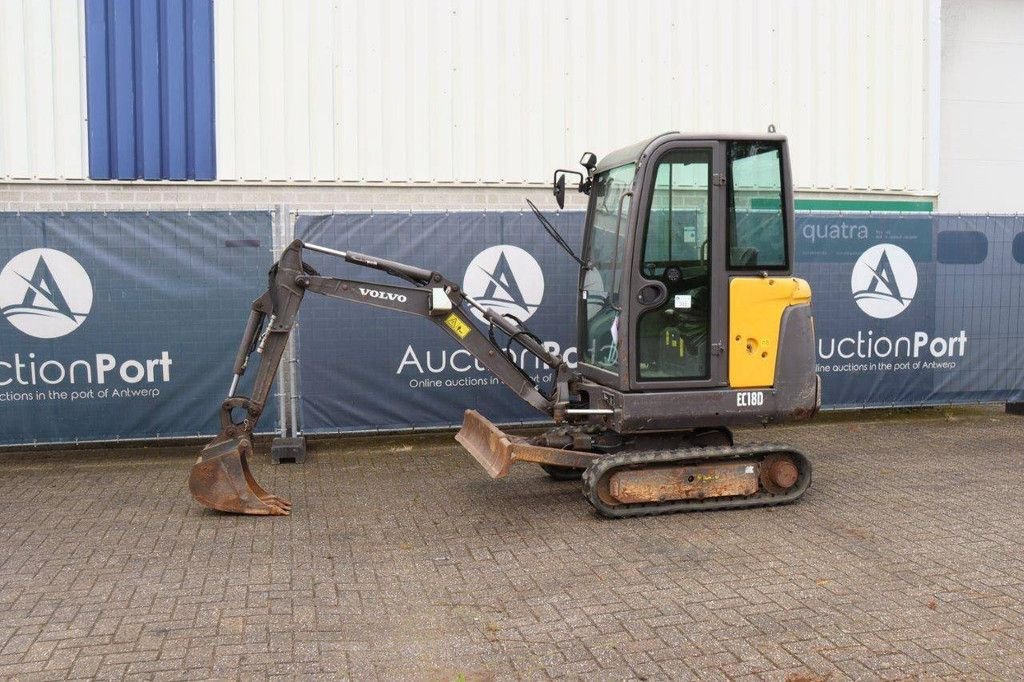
[0,0,943,197]
[938,0,1024,212]
[213,0,938,192]
[0,0,88,180]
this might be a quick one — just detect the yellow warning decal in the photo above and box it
[444,313,472,339]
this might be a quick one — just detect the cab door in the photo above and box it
[577,162,637,389]
[627,141,728,390]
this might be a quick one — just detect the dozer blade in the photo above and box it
[455,409,599,478]
[455,409,515,478]
[188,437,291,515]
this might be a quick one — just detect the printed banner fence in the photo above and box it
[0,211,275,446]
[2,210,1020,446]
[800,214,1024,407]
[296,211,1024,433]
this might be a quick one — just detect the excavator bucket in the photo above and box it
[188,437,291,515]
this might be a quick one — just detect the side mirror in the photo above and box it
[551,167,585,207]
[579,152,597,172]
[553,173,567,209]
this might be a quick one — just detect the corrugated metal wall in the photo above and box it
[939,0,1024,212]
[0,0,88,180]
[213,0,938,191]
[0,0,938,192]
[84,0,216,180]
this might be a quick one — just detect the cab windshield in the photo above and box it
[581,163,635,372]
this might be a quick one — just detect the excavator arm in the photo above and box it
[189,239,578,515]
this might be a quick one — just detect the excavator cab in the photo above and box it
[563,133,818,435]
[189,132,819,519]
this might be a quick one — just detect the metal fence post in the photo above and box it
[271,206,288,439]
[286,207,302,436]
[271,205,307,463]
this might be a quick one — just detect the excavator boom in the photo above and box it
[189,239,575,515]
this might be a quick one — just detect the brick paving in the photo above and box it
[1,407,1023,680]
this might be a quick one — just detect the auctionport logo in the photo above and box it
[463,245,544,323]
[851,243,917,319]
[0,249,93,339]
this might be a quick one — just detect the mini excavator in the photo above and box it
[189,133,820,518]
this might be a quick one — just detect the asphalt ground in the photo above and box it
[1,406,1022,680]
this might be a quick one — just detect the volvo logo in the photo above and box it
[0,249,93,339]
[463,245,544,323]
[851,244,917,319]
[358,287,407,303]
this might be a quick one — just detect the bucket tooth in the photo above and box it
[188,437,290,515]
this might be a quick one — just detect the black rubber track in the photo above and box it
[540,464,585,481]
[581,443,812,519]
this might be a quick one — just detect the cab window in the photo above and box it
[581,163,635,372]
[637,148,712,381]
[727,142,787,269]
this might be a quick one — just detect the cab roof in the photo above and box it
[593,131,788,174]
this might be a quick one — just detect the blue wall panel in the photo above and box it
[85,0,215,180]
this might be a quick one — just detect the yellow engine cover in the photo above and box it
[729,277,812,388]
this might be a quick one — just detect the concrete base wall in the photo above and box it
[1,182,930,214]
[0,183,587,213]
